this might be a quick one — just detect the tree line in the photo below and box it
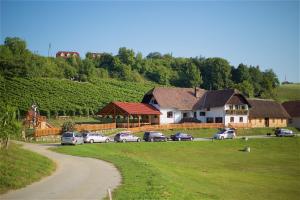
[0,37,279,98]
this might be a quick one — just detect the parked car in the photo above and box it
[61,132,84,145]
[213,129,236,140]
[274,128,294,137]
[82,132,110,143]
[143,131,168,142]
[114,131,141,143]
[170,132,194,141]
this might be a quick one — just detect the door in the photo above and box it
[265,118,269,127]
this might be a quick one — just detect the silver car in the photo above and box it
[61,132,84,145]
[114,131,141,143]
[213,128,236,140]
[83,132,110,143]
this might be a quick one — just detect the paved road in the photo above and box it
[1,142,121,200]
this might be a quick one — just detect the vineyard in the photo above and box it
[0,77,156,117]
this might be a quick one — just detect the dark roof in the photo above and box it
[142,87,206,110]
[200,89,250,108]
[248,99,290,119]
[142,87,250,110]
[98,102,161,115]
[282,100,300,117]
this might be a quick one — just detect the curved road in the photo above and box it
[1,142,121,200]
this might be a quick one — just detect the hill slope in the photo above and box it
[274,83,300,102]
[0,78,156,116]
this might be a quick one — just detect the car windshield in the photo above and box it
[82,133,88,137]
[152,132,163,137]
[217,131,225,134]
[63,132,73,137]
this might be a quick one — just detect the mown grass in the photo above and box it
[275,83,300,102]
[0,143,56,194]
[54,137,300,200]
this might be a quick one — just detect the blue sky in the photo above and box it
[1,0,299,82]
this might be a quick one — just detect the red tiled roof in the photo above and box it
[99,102,161,115]
[56,51,80,57]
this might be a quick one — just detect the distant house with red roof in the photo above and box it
[56,51,80,58]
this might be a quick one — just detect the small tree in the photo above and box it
[62,121,75,132]
[0,105,21,149]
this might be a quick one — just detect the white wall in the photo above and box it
[224,115,248,125]
[196,107,225,123]
[159,108,183,124]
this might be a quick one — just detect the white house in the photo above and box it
[142,87,251,126]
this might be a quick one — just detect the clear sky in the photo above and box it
[1,0,299,82]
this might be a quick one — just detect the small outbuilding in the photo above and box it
[248,99,290,128]
[282,100,300,129]
[98,101,161,128]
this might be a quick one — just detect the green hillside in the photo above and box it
[0,77,156,116]
[274,83,300,102]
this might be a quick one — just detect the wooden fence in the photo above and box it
[128,123,225,133]
[34,128,61,137]
[228,123,252,129]
[34,123,116,137]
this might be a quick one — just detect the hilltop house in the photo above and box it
[56,51,80,58]
[282,100,300,128]
[141,87,251,126]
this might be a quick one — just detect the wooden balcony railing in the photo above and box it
[225,110,248,115]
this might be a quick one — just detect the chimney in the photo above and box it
[194,87,201,98]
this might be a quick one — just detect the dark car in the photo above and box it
[143,131,168,142]
[170,132,194,141]
[274,128,294,137]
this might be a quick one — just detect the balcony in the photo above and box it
[225,110,248,115]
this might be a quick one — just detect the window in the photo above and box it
[183,113,188,118]
[194,112,197,118]
[241,105,245,110]
[167,111,173,118]
[281,119,283,123]
[235,105,239,110]
[229,105,233,110]
[206,117,214,123]
[207,107,210,111]
[215,117,223,123]
[230,117,234,123]
[239,117,243,123]
[200,112,206,116]
[259,119,262,123]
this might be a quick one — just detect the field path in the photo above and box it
[1,142,121,200]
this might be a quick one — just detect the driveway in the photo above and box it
[1,142,121,200]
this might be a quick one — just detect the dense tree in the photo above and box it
[232,63,250,83]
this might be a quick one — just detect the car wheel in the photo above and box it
[221,136,224,140]
[122,139,126,143]
[61,143,64,145]
[150,138,154,142]
[90,139,94,144]
[178,138,181,141]
[137,138,141,142]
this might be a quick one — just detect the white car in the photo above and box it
[83,132,110,143]
[213,129,236,140]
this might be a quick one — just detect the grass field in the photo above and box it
[0,143,55,194]
[54,137,300,200]
[275,83,300,102]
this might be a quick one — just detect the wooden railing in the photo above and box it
[117,122,151,128]
[75,123,116,131]
[128,123,225,133]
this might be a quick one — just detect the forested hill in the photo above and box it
[1,37,280,99]
[0,77,155,116]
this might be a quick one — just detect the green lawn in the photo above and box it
[54,137,300,200]
[0,143,56,194]
[275,83,300,102]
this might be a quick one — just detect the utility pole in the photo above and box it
[48,43,51,57]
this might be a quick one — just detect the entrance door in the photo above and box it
[265,118,269,127]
